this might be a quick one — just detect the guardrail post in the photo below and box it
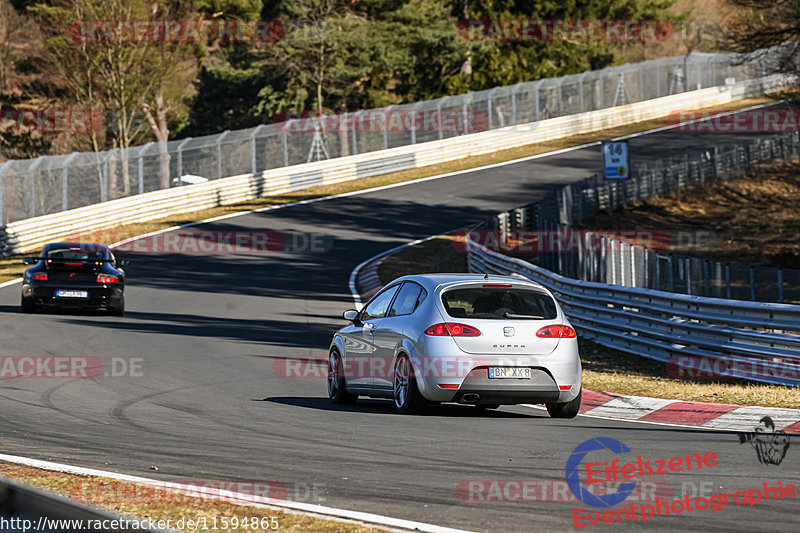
[668,254,675,292]
[283,121,291,165]
[101,150,113,200]
[486,89,497,130]
[511,83,522,125]
[0,160,8,225]
[383,105,394,147]
[638,65,644,100]
[703,260,710,297]
[410,103,422,143]
[685,257,691,295]
[250,125,265,175]
[176,137,192,185]
[29,156,45,218]
[556,77,564,116]
[61,152,78,212]
[435,99,445,139]
[138,142,153,194]
[216,130,230,179]
[725,263,731,299]
[578,72,586,113]
[778,268,784,304]
[750,266,756,301]
[656,64,661,98]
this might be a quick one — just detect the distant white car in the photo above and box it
[172,174,208,186]
[328,273,582,416]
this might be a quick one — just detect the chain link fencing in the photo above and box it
[475,131,800,304]
[1,43,797,225]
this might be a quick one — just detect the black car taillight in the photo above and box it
[30,273,47,281]
[97,274,120,284]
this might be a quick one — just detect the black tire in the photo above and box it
[393,355,426,414]
[108,295,125,317]
[327,350,357,404]
[20,296,36,314]
[546,389,582,419]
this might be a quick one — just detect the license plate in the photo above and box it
[55,289,89,299]
[488,367,531,379]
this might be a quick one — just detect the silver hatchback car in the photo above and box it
[328,273,582,416]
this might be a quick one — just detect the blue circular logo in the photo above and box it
[565,437,637,508]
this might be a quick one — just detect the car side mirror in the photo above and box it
[343,309,360,323]
[118,259,131,267]
[22,258,36,265]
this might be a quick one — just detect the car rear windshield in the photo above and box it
[45,246,106,261]
[441,287,557,320]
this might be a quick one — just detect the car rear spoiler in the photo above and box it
[22,257,129,267]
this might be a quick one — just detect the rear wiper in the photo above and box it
[503,313,544,319]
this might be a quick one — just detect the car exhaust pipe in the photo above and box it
[461,393,480,403]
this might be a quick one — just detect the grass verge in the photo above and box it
[0,93,782,285]
[378,235,800,409]
[0,462,389,533]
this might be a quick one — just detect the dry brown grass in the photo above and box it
[579,161,800,269]
[0,462,389,533]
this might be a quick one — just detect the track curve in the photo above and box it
[2,117,799,532]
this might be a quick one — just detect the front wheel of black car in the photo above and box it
[546,389,582,419]
[20,296,37,313]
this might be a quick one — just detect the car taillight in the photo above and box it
[536,325,577,338]
[425,323,481,337]
[30,273,47,281]
[97,274,119,284]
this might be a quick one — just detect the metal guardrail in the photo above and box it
[3,74,789,257]
[0,477,163,532]
[467,239,800,387]
[0,43,795,226]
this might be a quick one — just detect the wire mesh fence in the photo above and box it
[1,43,796,225]
[475,131,800,304]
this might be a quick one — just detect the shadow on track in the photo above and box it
[261,396,541,418]
[55,310,336,349]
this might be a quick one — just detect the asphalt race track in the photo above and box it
[1,115,799,532]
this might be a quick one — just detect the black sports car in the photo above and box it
[21,242,129,315]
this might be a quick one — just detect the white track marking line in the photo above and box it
[0,454,475,533]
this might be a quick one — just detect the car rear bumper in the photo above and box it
[23,283,124,310]
[411,340,581,404]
